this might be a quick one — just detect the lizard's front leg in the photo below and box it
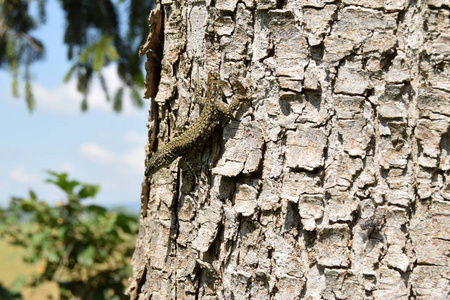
[213,80,254,118]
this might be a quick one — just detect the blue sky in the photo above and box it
[0,1,148,213]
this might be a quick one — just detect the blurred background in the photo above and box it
[0,0,153,298]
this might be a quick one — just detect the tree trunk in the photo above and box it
[127,0,450,299]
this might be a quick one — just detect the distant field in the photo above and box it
[0,237,59,300]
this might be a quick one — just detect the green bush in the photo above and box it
[0,281,22,300]
[0,171,138,300]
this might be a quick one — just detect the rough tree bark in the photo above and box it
[127,0,450,299]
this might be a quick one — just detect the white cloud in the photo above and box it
[32,65,145,115]
[122,146,145,174]
[9,166,40,184]
[33,79,86,114]
[80,143,115,163]
[124,130,147,144]
[79,141,144,175]
[58,162,75,174]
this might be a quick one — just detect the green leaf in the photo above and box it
[45,171,80,196]
[113,87,124,112]
[85,205,107,215]
[29,190,37,201]
[78,245,95,266]
[37,0,46,23]
[103,213,118,233]
[93,45,105,74]
[47,251,60,263]
[20,199,36,212]
[25,80,35,112]
[6,35,16,58]
[30,231,47,247]
[77,67,92,93]
[131,71,145,88]
[131,87,144,108]
[79,45,92,64]
[63,64,78,83]
[77,184,100,199]
[104,38,119,61]
[83,35,119,74]
[116,214,137,233]
[98,74,110,102]
[57,226,68,238]
[11,78,19,97]
[46,170,62,179]
[81,98,88,111]
[10,274,25,292]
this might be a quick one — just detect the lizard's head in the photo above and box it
[146,150,175,176]
[208,69,220,81]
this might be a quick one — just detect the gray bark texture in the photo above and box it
[127,0,450,299]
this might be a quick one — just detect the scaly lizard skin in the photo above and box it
[145,70,249,177]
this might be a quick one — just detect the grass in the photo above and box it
[0,237,59,300]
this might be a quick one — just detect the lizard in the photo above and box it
[144,70,252,178]
[133,70,251,297]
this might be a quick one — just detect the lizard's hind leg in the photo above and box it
[179,155,198,193]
